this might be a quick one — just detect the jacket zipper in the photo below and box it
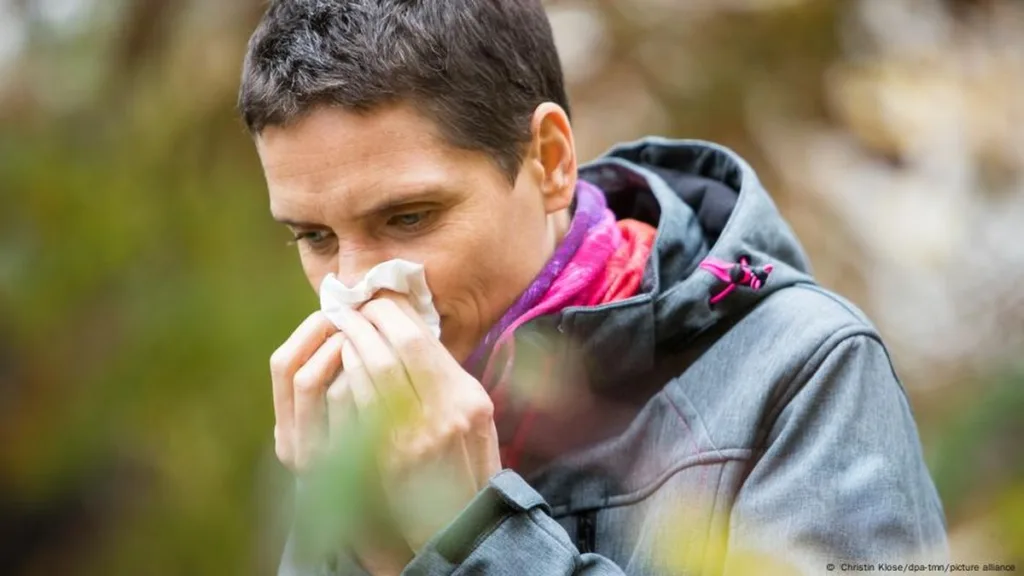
[576,510,597,554]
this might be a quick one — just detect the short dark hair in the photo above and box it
[238,0,571,182]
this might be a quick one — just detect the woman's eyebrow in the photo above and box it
[271,216,327,228]
[271,187,455,227]
[352,187,452,219]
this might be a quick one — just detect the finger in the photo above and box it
[373,290,438,336]
[342,337,396,442]
[341,338,378,413]
[270,311,338,466]
[326,369,354,447]
[457,436,491,494]
[359,296,447,410]
[292,331,347,471]
[465,418,502,487]
[333,305,420,421]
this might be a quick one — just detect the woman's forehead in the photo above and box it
[264,108,477,180]
[259,107,511,226]
[257,106,453,173]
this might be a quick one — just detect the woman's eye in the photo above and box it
[387,211,432,231]
[290,230,335,251]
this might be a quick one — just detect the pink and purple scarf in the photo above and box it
[464,180,657,469]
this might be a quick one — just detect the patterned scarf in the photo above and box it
[464,181,657,469]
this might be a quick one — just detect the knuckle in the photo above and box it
[307,311,331,333]
[326,380,349,402]
[362,297,395,317]
[374,362,406,385]
[412,435,439,460]
[292,367,322,393]
[418,405,436,423]
[395,430,425,454]
[269,348,294,379]
[361,298,384,314]
[446,416,471,437]
[466,398,494,424]
[395,334,430,358]
[326,331,347,349]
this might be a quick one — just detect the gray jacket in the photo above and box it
[281,138,948,575]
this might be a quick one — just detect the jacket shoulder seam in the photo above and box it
[760,329,894,452]
[787,284,877,331]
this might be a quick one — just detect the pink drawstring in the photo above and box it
[699,256,773,305]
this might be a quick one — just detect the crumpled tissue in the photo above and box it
[319,259,441,338]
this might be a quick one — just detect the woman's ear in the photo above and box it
[528,102,578,214]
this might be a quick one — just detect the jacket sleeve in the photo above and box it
[401,469,628,575]
[724,333,948,574]
[278,471,629,576]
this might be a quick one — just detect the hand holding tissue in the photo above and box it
[313,259,500,555]
[319,259,441,338]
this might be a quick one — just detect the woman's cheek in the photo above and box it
[301,257,333,294]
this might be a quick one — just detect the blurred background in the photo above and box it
[1,0,1022,574]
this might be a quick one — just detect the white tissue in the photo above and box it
[319,259,441,338]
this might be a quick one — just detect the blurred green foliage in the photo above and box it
[1,5,308,568]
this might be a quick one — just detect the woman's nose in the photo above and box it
[333,250,387,288]
[333,266,370,289]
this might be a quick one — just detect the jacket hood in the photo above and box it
[532,138,814,393]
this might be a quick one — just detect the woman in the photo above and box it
[239,1,948,574]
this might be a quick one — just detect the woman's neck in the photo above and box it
[546,206,572,257]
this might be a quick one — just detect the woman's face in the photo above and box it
[256,103,575,363]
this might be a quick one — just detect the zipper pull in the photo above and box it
[576,510,597,554]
